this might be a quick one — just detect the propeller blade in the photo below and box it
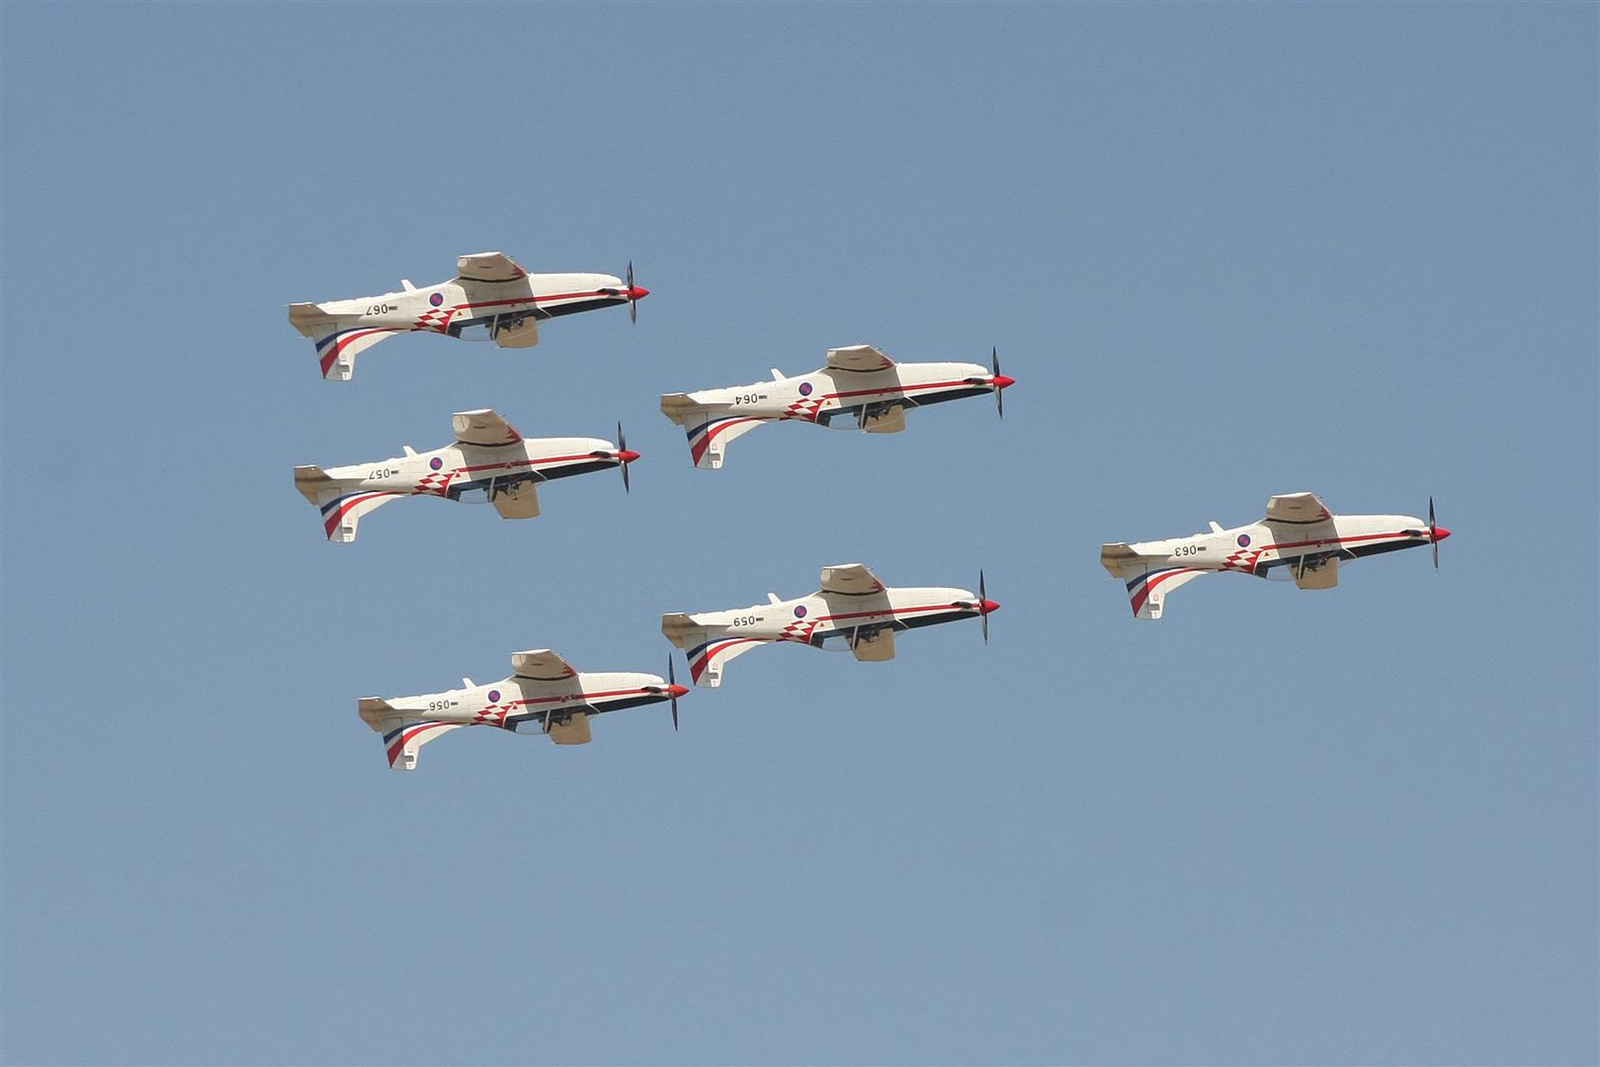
[1430,496,1439,569]
[618,421,631,494]
[980,569,989,644]
[993,347,1004,419]
[627,260,638,325]
[669,656,679,731]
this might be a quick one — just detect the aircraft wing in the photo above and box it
[511,648,577,680]
[491,480,540,519]
[456,251,529,283]
[453,408,523,447]
[1264,492,1333,524]
[820,563,886,595]
[825,344,895,372]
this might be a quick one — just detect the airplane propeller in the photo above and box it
[616,421,639,493]
[979,569,997,644]
[668,656,681,731]
[626,261,646,325]
[991,348,1012,419]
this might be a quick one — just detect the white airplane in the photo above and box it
[288,252,648,381]
[295,408,639,543]
[660,345,1014,469]
[1100,493,1451,619]
[662,564,999,687]
[360,648,689,771]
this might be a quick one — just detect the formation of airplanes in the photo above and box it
[286,252,1451,771]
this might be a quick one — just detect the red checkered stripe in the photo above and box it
[413,307,459,334]
[781,397,825,422]
[413,470,457,497]
[1219,548,1266,573]
[778,617,819,643]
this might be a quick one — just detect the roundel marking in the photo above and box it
[1237,534,1252,548]
[429,292,444,307]
[430,457,443,471]
[798,382,813,396]
[794,605,807,618]
[487,690,501,704]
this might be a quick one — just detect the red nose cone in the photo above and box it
[667,684,689,699]
[617,449,641,464]
[979,599,1001,615]
[627,286,649,301]
[1432,526,1451,542]
[993,374,1015,390]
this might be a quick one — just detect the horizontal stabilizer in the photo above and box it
[287,302,336,336]
[294,465,334,504]
[357,697,398,730]
[660,613,701,646]
[659,393,705,426]
[1099,542,1141,577]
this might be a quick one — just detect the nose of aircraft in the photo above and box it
[617,449,642,464]
[667,683,689,699]
[992,374,1015,390]
[979,599,1001,615]
[627,284,650,301]
[1432,526,1451,542]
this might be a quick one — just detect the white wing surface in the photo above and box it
[453,408,523,447]
[511,649,577,680]
[456,251,529,283]
[825,344,895,372]
[820,563,887,595]
[1264,492,1333,524]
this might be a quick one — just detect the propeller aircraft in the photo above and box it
[288,252,647,381]
[295,409,638,543]
[361,648,688,770]
[660,345,1013,469]
[1100,492,1450,619]
[662,564,998,687]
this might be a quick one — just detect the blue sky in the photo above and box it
[2,3,1595,1064]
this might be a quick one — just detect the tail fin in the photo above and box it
[660,394,768,470]
[287,303,399,382]
[1102,543,1209,619]
[661,613,768,687]
[1120,564,1207,620]
[295,468,401,543]
[359,698,464,771]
